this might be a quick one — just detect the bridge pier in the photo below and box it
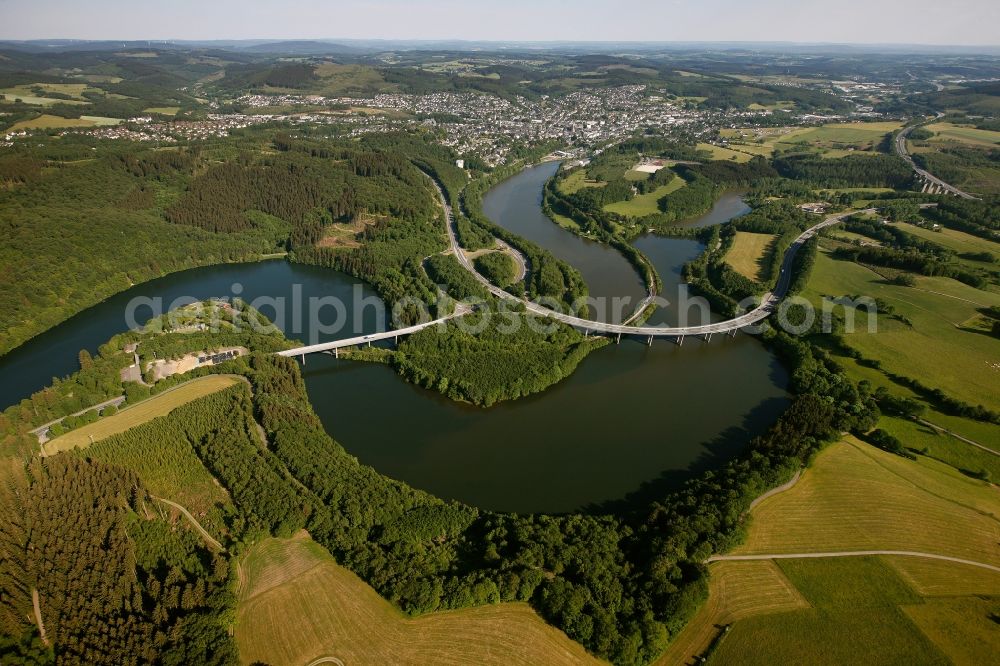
[616,333,621,344]
[647,335,652,347]
[367,340,372,348]
[334,347,339,359]
[729,328,737,338]
[677,335,684,346]
[704,332,712,343]
[300,353,305,365]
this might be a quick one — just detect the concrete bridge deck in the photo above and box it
[281,175,858,357]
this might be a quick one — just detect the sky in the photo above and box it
[2,0,998,46]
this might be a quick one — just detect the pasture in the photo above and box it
[10,114,121,131]
[720,122,902,159]
[696,142,754,163]
[897,222,1000,263]
[43,374,241,455]
[144,106,181,116]
[802,249,1000,411]
[0,83,94,106]
[724,232,777,281]
[924,122,1000,149]
[557,169,606,194]
[603,177,686,217]
[235,532,600,666]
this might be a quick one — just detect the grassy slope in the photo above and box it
[802,249,1000,411]
[43,374,241,454]
[557,169,606,195]
[603,178,686,217]
[735,436,1000,562]
[661,437,1000,665]
[234,532,602,666]
[724,232,777,281]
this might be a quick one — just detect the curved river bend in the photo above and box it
[0,164,784,514]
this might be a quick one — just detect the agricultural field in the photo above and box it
[815,345,1000,474]
[923,122,1000,149]
[802,248,1000,411]
[235,532,600,666]
[724,231,777,281]
[655,560,809,665]
[42,374,241,455]
[695,142,754,163]
[603,177,686,217]
[0,82,95,106]
[734,436,1000,564]
[9,114,122,131]
[897,221,1000,263]
[721,122,902,159]
[663,437,1000,664]
[708,557,967,665]
[557,168,607,194]
[143,106,181,115]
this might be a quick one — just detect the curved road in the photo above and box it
[433,175,862,337]
[895,115,978,200]
[283,174,857,358]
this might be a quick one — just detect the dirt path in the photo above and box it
[31,588,48,646]
[153,496,225,552]
[749,469,802,511]
[915,418,1000,457]
[706,550,1000,573]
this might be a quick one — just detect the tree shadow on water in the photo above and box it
[578,396,790,518]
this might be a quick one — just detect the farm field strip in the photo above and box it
[43,374,241,454]
[724,232,777,281]
[235,532,601,666]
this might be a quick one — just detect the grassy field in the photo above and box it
[558,169,606,194]
[235,532,601,666]
[696,143,754,163]
[603,177,686,217]
[662,437,1000,665]
[724,232,777,281]
[898,222,1000,264]
[710,557,952,665]
[43,375,241,455]
[802,248,1000,411]
[878,414,1000,480]
[721,122,902,160]
[925,122,1000,149]
[144,106,181,115]
[0,83,93,106]
[655,560,808,665]
[10,114,121,131]
[734,436,1000,565]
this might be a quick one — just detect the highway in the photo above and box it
[433,171,861,338]
[282,175,856,357]
[895,115,978,200]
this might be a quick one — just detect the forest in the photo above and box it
[0,274,884,665]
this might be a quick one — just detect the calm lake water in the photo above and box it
[302,164,786,513]
[0,164,786,513]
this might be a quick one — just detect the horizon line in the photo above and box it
[1,37,999,50]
